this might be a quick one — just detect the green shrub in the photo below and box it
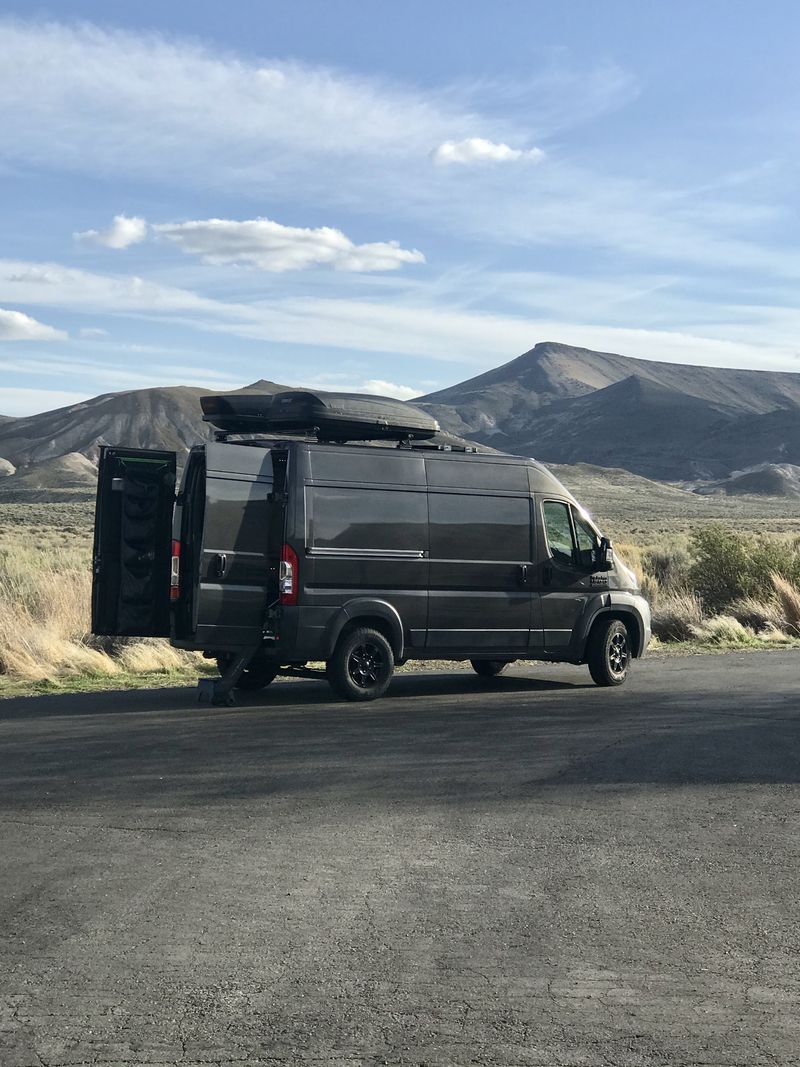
[642,544,691,592]
[688,525,800,611]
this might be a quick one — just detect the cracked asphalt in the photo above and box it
[1,650,799,1067]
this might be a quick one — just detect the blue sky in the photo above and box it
[2,1,800,415]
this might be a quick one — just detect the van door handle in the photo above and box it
[214,552,227,578]
[518,564,529,585]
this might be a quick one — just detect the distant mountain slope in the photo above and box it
[419,340,800,442]
[0,379,290,467]
[500,375,732,480]
[418,341,800,480]
[694,463,800,499]
[2,341,799,487]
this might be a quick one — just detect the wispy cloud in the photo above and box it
[151,217,425,272]
[75,213,147,249]
[431,138,544,166]
[4,257,800,375]
[0,306,66,340]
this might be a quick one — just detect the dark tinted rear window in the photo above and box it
[426,458,529,492]
[309,487,427,551]
[204,475,271,553]
[429,493,531,561]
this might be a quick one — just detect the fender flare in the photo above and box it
[575,598,648,660]
[323,598,405,660]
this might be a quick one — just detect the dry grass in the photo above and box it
[651,591,704,642]
[772,574,800,635]
[0,539,201,684]
[728,596,786,634]
[691,615,756,645]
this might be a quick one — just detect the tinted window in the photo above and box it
[310,487,427,551]
[430,493,530,561]
[427,458,528,492]
[311,450,425,486]
[542,500,574,566]
[573,511,598,554]
[204,476,271,553]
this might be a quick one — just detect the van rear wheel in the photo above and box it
[587,618,630,687]
[328,627,394,702]
[216,652,279,691]
[470,659,512,678]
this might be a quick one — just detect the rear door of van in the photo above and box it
[192,442,276,649]
[92,446,177,636]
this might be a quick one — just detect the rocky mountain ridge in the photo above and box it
[1,342,799,492]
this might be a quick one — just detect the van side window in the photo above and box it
[309,487,427,552]
[429,494,530,561]
[573,511,598,553]
[542,501,575,566]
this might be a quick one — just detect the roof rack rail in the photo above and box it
[404,441,480,453]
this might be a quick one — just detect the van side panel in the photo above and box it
[291,446,429,659]
[423,456,536,653]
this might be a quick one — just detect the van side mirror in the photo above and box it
[596,537,614,571]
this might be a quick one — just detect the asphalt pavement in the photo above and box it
[1,651,799,1066]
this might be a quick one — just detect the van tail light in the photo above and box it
[170,539,181,601]
[279,543,298,605]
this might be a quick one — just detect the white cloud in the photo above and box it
[431,138,545,166]
[297,376,423,400]
[0,306,66,340]
[152,217,425,273]
[79,326,109,339]
[75,214,147,249]
[0,387,91,416]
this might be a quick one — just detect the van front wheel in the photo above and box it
[587,618,630,687]
[328,627,394,702]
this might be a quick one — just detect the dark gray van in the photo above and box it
[92,393,651,703]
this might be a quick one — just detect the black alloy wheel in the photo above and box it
[328,626,394,702]
[587,618,630,687]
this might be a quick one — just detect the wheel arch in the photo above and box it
[580,607,644,661]
[324,599,404,660]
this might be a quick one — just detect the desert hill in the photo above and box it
[694,463,800,499]
[418,343,800,480]
[1,341,799,490]
[0,379,289,468]
[420,340,800,428]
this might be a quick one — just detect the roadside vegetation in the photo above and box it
[619,525,800,650]
[0,510,211,695]
[0,504,798,697]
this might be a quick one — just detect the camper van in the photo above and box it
[91,390,651,703]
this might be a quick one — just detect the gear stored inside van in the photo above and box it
[91,390,651,703]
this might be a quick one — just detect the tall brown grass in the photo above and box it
[772,574,800,635]
[0,542,199,683]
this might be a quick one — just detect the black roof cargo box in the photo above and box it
[201,389,440,442]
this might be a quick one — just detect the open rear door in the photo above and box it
[92,446,177,636]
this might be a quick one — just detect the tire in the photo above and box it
[216,652,279,692]
[327,627,394,702]
[587,618,630,687]
[470,659,512,678]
